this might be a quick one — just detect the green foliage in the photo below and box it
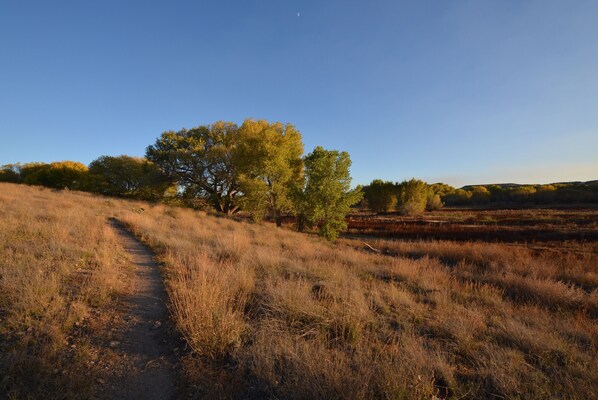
[441,182,598,206]
[0,164,21,183]
[426,183,449,211]
[509,185,537,203]
[21,161,88,190]
[442,189,473,205]
[398,179,429,215]
[535,185,557,203]
[363,180,397,213]
[428,183,454,197]
[426,193,443,211]
[146,121,241,213]
[298,146,363,240]
[235,119,304,225]
[88,155,171,200]
[471,186,491,204]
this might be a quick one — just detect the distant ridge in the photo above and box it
[461,180,598,190]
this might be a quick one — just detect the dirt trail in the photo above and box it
[93,219,181,399]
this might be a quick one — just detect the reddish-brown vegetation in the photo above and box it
[346,209,598,242]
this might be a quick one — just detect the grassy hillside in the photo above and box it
[0,184,132,398]
[1,183,597,399]
[121,196,598,398]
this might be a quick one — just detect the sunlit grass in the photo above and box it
[121,201,598,399]
[1,182,596,399]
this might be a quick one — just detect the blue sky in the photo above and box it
[1,0,596,187]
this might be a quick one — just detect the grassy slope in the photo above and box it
[122,203,597,399]
[0,184,133,398]
[1,183,597,399]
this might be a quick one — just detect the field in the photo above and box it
[1,183,597,399]
[345,209,598,242]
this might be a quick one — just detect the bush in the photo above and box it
[88,155,171,200]
[21,161,88,190]
[398,179,428,215]
[363,180,398,213]
[426,193,443,211]
[0,165,21,183]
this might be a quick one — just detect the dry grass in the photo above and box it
[2,183,596,399]
[120,204,598,399]
[0,183,131,398]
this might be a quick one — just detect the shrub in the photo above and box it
[398,179,428,215]
[426,193,443,211]
[363,180,398,213]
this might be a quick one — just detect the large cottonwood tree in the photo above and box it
[298,146,362,240]
[146,121,241,213]
[363,179,398,213]
[88,155,170,200]
[235,119,304,225]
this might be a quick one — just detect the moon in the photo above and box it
[297,12,300,17]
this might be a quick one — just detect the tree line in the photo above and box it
[0,119,362,240]
[361,179,598,212]
[2,119,596,236]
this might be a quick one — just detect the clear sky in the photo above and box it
[1,0,597,187]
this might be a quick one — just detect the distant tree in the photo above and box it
[21,161,88,190]
[471,186,491,204]
[442,189,473,206]
[0,164,21,183]
[20,162,49,184]
[146,121,241,213]
[426,193,443,211]
[426,183,451,211]
[88,155,171,200]
[297,147,362,240]
[483,185,503,203]
[428,183,454,197]
[509,185,537,203]
[555,185,596,203]
[398,178,429,215]
[534,185,557,203]
[363,180,398,213]
[235,119,304,225]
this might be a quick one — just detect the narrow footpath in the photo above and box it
[93,219,181,400]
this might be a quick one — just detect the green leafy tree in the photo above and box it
[442,188,473,206]
[509,185,537,203]
[487,184,506,202]
[363,179,398,213]
[0,164,21,183]
[398,178,429,215]
[471,186,491,204]
[146,121,241,213]
[428,183,454,197]
[426,183,451,211]
[20,162,49,183]
[534,185,557,203]
[426,193,443,211]
[297,147,362,240]
[88,155,170,200]
[21,161,88,190]
[236,119,304,226]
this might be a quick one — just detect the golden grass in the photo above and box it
[0,183,131,398]
[120,203,598,399]
[1,183,596,399]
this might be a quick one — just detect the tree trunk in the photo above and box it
[275,211,282,227]
[297,213,305,232]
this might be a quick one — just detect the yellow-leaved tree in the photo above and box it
[235,119,304,226]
